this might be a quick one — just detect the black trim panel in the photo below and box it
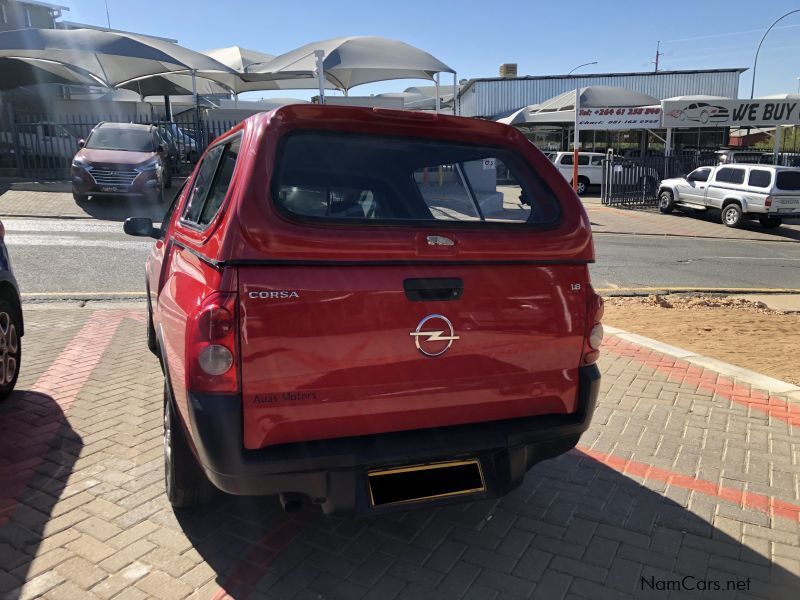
[173,240,222,268]
[182,364,600,514]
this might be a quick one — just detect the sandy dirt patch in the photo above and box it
[603,295,800,386]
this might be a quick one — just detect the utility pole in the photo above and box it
[652,41,663,72]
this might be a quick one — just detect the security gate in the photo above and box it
[601,151,718,207]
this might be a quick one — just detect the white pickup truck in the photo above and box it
[658,164,800,228]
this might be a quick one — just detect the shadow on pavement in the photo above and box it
[611,203,800,242]
[0,178,183,223]
[176,449,800,599]
[74,194,169,223]
[0,390,81,597]
[75,183,183,223]
[666,208,800,241]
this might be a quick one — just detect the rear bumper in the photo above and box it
[185,365,600,515]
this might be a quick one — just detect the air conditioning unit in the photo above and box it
[499,63,518,78]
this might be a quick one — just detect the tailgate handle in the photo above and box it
[404,278,463,302]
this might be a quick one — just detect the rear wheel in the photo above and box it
[658,190,675,214]
[721,203,743,228]
[759,216,782,229]
[574,176,589,196]
[0,297,21,400]
[163,382,213,508]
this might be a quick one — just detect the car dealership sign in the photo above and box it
[662,99,800,127]
[577,106,662,130]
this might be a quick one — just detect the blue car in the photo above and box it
[0,219,22,399]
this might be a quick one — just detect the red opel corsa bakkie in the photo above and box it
[124,105,603,515]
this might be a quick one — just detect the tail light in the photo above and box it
[765,196,773,208]
[582,286,604,365]
[186,292,239,393]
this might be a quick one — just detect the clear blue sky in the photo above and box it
[68,0,800,100]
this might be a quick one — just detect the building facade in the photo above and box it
[458,68,746,118]
[0,0,67,31]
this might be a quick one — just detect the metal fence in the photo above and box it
[0,108,241,180]
[601,152,718,207]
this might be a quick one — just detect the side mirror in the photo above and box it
[78,139,85,148]
[123,217,160,239]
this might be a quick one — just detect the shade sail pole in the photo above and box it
[314,49,325,105]
[435,73,440,114]
[192,69,199,121]
[453,71,457,115]
[164,95,172,121]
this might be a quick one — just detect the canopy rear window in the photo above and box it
[776,170,800,191]
[273,132,561,226]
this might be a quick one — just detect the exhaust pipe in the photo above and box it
[279,492,304,513]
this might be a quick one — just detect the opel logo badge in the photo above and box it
[410,314,460,357]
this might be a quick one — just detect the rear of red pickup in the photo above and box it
[174,106,602,515]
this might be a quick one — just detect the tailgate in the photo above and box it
[772,194,800,213]
[238,265,588,449]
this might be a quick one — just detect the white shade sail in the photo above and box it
[0,28,235,88]
[251,36,455,91]
[0,56,103,89]
[201,45,337,93]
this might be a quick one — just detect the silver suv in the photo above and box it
[658,165,800,228]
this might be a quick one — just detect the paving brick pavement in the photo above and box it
[581,197,800,243]
[0,186,179,222]
[0,303,798,600]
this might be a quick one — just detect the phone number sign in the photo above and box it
[577,106,662,130]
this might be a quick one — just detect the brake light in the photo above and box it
[582,286,604,365]
[186,292,239,393]
[765,196,773,207]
